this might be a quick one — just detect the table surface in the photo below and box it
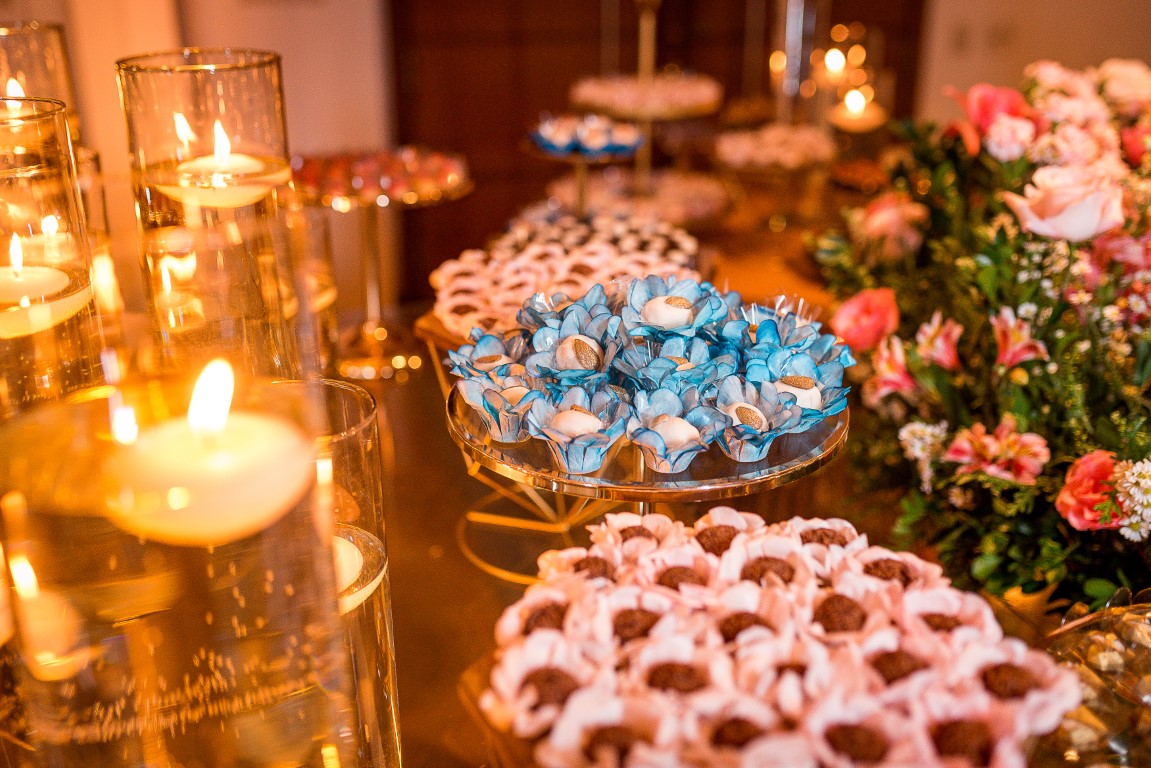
[369,179,891,767]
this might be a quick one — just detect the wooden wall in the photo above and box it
[391,0,924,300]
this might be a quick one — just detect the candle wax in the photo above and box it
[333,533,385,615]
[156,154,292,209]
[0,265,93,340]
[828,101,889,134]
[106,411,313,547]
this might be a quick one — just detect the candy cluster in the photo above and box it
[291,146,468,206]
[546,169,730,228]
[570,73,723,120]
[716,123,837,172]
[448,277,851,475]
[480,511,1082,768]
[432,215,699,340]
[532,114,644,158]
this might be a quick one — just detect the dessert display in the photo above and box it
[546,169,731,228]
[716,123,837,172]
[1041,600,1151,763]
[478,510,1081,767]
[430,213,701,340]
[290,145,471,207]
[447,277,851,475]
[532,114,644,159]
[570,72,723,121]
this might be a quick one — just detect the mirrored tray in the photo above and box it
[446,387,848,503]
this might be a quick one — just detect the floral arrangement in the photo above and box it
[478,509,1080,767]
[815,58,1151,605]
[448,277,852,476]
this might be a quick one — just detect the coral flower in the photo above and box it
[991,306,1049,368]
[829,288,899,353]
[914,311,963,371]
[943,423,999,476]
[1056,450,1121,531]
[989,416,1050,485]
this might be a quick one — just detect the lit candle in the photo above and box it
[828,88,889,134]
[88,233,124,316]
[823,48,846,86]
[105,359,314,546]
[155,119,291,209]
[0,233,92,339]
[332,527,385,615]
[5,549,88,682]
[154,259,205,334]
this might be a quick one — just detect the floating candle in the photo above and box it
[0,233,92,339]
[106,359,314,546]
[155,120,291,208]
[828,89,888,134]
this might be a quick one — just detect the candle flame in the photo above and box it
[173,112,196,144]
[187,359,234,437]
[111,405,139,446]
[824,48,846,75]
[212,120,231,167]
[8,553,38,600]
[769,51,787,74]
[8,233,21,277]
[845,89,866,116]
[5,79,23,99]
[40,215,58,238]
[160,262,172,295]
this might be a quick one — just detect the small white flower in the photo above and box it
[1103,305,1123,323]
[1045,362,1059,374]
[1115,458,1151,521]
[1017,302,1038,320]
[899,421,949,493]
[1075,339,1092,353]
[1054,329,1067,339]
[1120,516,1149,542]
[947,487,975,510]
[1069,290,1092,305]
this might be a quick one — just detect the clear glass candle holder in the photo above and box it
[0,96,101,419]
[0,22,79,138]
[0,364,356,768]
[116,49,301,378]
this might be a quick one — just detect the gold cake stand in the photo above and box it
[444,384,848,584]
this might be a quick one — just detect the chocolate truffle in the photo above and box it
[814,594,867,633]
[740,556,795,585]
[869,650,929,684]
[922,613,962,632]
[584,725,642,763]
[800,527,851,547]
[523,602,567,634]
[824,723,889,763]
[718,612,770,643]
[981,663,1040,700]
[711,717,765,748]
[572,556,614,580]
[647,662,708,693]
[862,558,913,586]
[932,720,993,767]
[613,608,661,643]
[657,566,707,591]
[520,667,580,708]
[619,525,656,543]
[695,525,739,556]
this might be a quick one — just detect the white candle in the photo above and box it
[105,359,314,547]
[155,120,291,209]
[333,529,385,615]
[0,233,92,339]
[828,89,888,134]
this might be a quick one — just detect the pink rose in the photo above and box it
[829,288,899,353]
[849,192,929,262]
[1028,123,1112,167]
[914,311,963,371]
[991,306,1048,368]
[983,114,1036,162]
[1056,450,1121,531]
[1121,125,1151,167]
[951,84,1031,134]
[1002,165,1125,242]
[1097,58,1151,116]
[862,336,917,407]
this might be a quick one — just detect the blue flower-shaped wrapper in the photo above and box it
[620,276,731,341]
[744,352,849,433]
[447,329,529,380]
[713,375,804,462]
[625,387,726,474]
[525,304,624,393]
[457,376,546,443]
[526,387,630,474]
[613,337,735,396]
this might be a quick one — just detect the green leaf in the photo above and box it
[1083,578,1118,600]
[971,553,1002,582]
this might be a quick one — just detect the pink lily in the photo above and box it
[991,307,1049,368]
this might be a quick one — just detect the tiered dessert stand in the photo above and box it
[292,147,473,380]
[522,139,638,219]
[443,382,848,583]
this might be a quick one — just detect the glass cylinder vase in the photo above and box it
[116,49,300,378]
[0,361,356,768]
[0,22,79,139]
[0,96,101,420]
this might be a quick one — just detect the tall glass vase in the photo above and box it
[0,96,101,420]
[116,49,300,378]
[0,22,79,138]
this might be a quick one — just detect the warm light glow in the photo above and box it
[8,234,21,277]
[167,487,191,511]
[187,359,234,437]
[40,215,58,238]
[847,44,867,67]
[830,23,849,43]
[212,120,231,167]
[859,84,876,102]
[159,253,197,282]
[769,50,787,73]
[9,553,38,600]
[160,262,173,295]
[173,112,196,146]
[111,405,138,445]
[4,78,22,115]
[824,48,846,75]
[845,89,867,115]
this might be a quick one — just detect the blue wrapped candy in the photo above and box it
[446,329,528,380]
[526,304,624,393]
[713,375,804,462]
[620,276,730,341]
[526,387,630,474]
[457,376,546,443]
[626,387,726,474]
